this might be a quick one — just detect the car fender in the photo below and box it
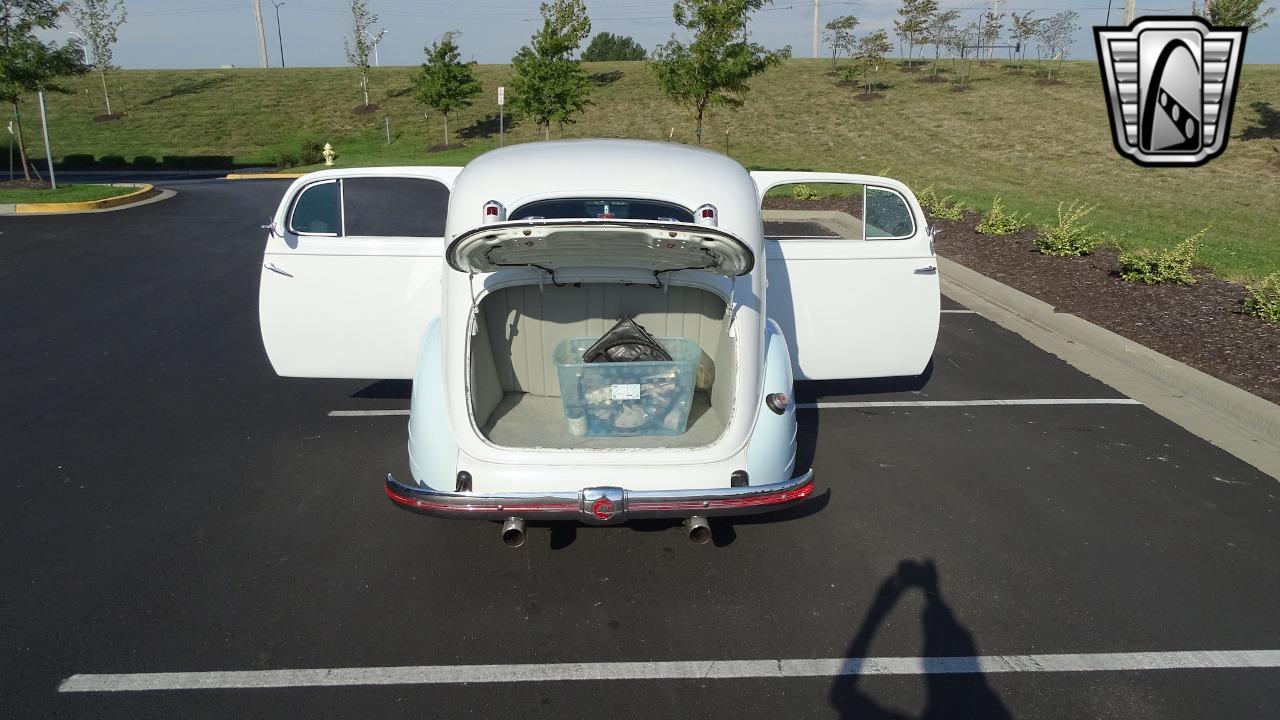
[407,316,459,491]
[745,319,799,484]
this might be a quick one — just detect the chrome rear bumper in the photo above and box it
[384,470,816,524]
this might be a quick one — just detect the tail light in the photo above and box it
[482,200,505,225]
[695,204,717,227]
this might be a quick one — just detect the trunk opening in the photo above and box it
[469,282,736,449]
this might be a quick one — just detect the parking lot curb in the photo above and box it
[224,172,306,180]
[11,183,156,214]
[938,256,1280,480]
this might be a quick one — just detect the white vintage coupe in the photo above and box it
[259,140,939,546]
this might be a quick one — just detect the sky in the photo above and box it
[36,0,1280,69]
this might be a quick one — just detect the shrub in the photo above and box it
[297,140,324,165]
[791,184,820,200]
[1117,228,1206,285]
[975,195,1029,235]
[271,147,300,168]
[98,155,128,167]
[914,183,965,220]
[131,155,158,168]
[60,153,96,168]
[1035,200,1101,256]
[1242,273,1280,324]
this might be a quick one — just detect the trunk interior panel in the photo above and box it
[470,283,736,449]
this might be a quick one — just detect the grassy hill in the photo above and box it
[10,59,1280,279]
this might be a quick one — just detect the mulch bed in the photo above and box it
[352,103,382,115]
[93,113,124,123]
[935,212,1280,405]
[0,180,51,190]
[765,197,1280,404]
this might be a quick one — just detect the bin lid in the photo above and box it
[446,220,753,276]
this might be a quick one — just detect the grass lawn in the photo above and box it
[9,59,1280,279]
[0,184,136,204]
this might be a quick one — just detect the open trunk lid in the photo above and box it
[447,220,754,276]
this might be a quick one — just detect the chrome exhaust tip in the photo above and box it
[501,517,527,548]
[685,516,711,545]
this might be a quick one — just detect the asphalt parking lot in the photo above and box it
[3,179,1278,719]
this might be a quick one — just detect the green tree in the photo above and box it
[342,0,377,108]
[412,32,480,147]
[894,0,937,63]
[581,31,645,61]
[945,22,978,88]
[69,0,126,116]
[823,15,858,70]
[851,29,892,94]
[1,1,87,180]
[1008,11,1041,71]
[924,9,959,77]
[510,0,592,139]
[1196,0,1274,30]
[651,0,789,146]
[1035,10,1077,81]
[978,10,1004,62]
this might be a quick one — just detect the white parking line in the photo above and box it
[940,309,978,313]
[59,649,1280,692]
[329,409,410,417]
[798,398,1142,409]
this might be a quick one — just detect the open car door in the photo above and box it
[259,167,461,379]
[751,171,940,381]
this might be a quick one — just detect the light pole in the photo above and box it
[68,31,89,65]
[366,28,387,67]
[271,1,286,68]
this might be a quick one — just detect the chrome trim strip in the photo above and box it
[384,469,816,523]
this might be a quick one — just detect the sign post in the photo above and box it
[37,91,56,190]
[497,86,505,148]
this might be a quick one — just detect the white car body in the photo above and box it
[259,140,939,532]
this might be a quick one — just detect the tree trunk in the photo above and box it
[543,123,549,141]
[831,49,838,70]
[12,102,30,181]
[443,113,449,146]
[99,67,112,116]
[362,74,370,107]
[695,106,704,146]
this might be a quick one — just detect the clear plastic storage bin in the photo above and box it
[553,337,700,437]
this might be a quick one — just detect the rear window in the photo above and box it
[287,176,449,237]
[343,177,448,237]
[509,198,694,223]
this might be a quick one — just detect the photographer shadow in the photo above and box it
[830,560,1012,720]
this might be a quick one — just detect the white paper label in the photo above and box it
[497,86,505,105]
[611,384,641,400]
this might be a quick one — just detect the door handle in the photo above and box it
[264,262,293,278]
[914,265,937,275]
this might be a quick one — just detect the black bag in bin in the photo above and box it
[582,316,672,363]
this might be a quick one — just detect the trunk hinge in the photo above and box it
[726,276,740,337]
[468,271,480,336]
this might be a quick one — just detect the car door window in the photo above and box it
[763,182,916,242]
[864,187,915,239]
[289,181,340,235]
[342,176,449,237]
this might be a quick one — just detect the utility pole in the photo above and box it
[366,29,387,67]
[271,1,286,68]
[811,0,821,58]
[253,0,269,68]
[1124,0,1136,24]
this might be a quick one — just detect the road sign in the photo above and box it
[498,86,505,106]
